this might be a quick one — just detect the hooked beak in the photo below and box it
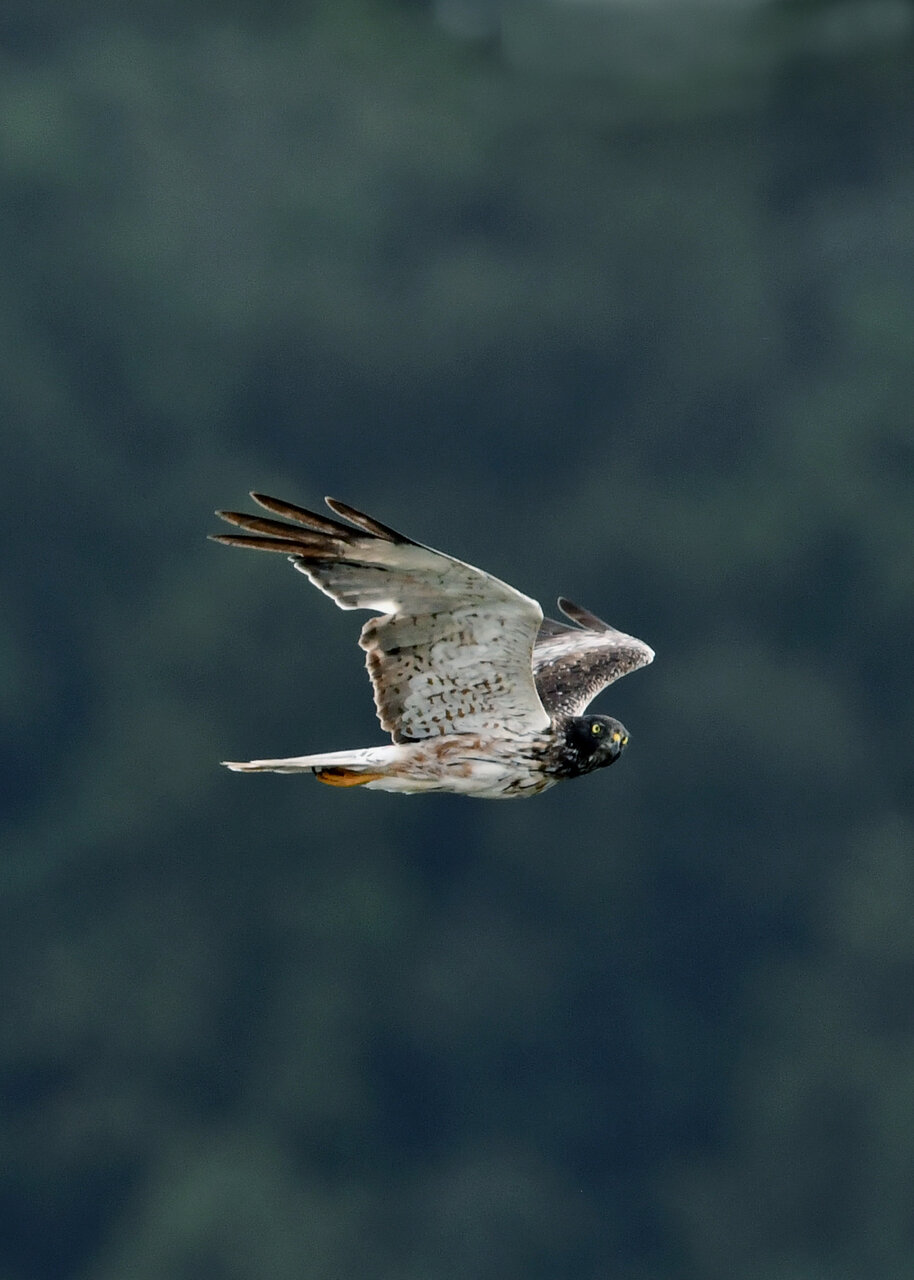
[607,729,629,764]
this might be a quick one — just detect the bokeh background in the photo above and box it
[3,2,914,1277]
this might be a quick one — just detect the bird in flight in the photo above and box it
[211,493,654,799]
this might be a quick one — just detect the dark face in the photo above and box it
[567,714,630,773]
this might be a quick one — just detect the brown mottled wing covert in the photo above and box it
[212,494,551,742]
[533,597,654,717]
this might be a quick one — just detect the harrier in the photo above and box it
[211,493,654,798]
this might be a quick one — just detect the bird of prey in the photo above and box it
[211,493,654,799]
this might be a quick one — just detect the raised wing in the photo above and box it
[533,597,654,717]
[211,493,550,742]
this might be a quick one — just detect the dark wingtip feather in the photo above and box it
[216,508,269,529]
[209,533,317,553]
[250,492,353,536]
[557,597,612,631]
[215,509,330,543]
[324,497,413,544]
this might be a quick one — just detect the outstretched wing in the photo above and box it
[533,597,654,717]
[211,493,550,743]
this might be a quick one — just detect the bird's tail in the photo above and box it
[221,745,398,787]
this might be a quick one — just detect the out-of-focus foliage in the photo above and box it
[2,2,913,1278]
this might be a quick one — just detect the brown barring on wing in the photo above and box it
[533,597,654,717]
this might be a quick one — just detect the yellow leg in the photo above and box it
[315,768,386,788]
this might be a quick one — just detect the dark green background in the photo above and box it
[3,3,913,1277]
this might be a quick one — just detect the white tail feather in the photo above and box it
[221,745,399,775]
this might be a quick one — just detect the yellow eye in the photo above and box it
[611,730,621,743]
[622,735,629,746]
[591,723,603,736]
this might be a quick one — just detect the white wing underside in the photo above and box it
[212,493,550,743]
[295,541,551,741]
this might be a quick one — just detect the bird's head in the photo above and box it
[565,714,630,774]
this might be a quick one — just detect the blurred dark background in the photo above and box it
[2,2,914,1277]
